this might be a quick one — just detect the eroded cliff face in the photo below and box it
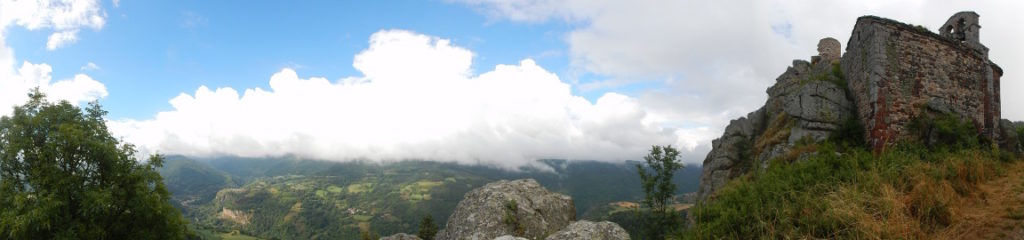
[697,39,854,200]
[697,11,1014,201]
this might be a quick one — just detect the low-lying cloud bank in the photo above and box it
[108,30,709,168]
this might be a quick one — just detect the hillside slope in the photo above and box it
[939,160,1024,239]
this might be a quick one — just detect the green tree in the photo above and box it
[0,90,189,239]
[635,145,683,239]
[417,214,439,240]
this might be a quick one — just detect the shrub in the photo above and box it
[908,112,980,151]
[830,116,866,149]
[1017,127,1024,151]
[503,200,524,236]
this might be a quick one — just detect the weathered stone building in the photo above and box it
[842,12,1002,151]
[697,11,1010,201]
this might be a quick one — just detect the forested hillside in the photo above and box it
[160,156,701,239]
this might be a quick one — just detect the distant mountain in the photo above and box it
[158,156,701,239]
[159,156,238,210]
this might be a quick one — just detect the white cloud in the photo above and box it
[109,30,683,168]
[0,0,109,115]
[113,0,120,8]
[81,61,100,71]
[46,30,78,50]
[455,0,1024,162]
[0,61,108,112]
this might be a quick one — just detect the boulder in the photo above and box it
[544,221,630,240]
[437,179,575,240]
[381,233,423,240]
[493,236,528,240]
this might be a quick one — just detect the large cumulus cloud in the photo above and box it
[109,30,689,168]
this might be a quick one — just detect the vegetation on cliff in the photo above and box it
[684,114,1022,239]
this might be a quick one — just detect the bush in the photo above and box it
[908,112,980,151]
[503,200,524,236]
[830,116,866,149]
[1017,127,1024,151]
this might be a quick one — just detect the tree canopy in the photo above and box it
[0,90,189,239]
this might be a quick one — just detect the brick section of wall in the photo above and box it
[841,16,1002,151]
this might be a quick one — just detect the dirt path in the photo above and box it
[937,160,1024,240]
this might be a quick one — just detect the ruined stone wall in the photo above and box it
[841,15,1001,151]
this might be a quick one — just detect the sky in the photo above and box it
[1,0,1021,168]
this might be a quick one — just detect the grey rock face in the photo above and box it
[493,236,529,240]
[381,233,423,240]
[697,55,854,201]
[544,221,630,240]
[696,107,764,201]
[437,179,575,240]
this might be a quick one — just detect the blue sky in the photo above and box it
[2,1,1021,166]
[6,1,586,120]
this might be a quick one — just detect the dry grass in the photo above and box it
[826,183,922,239]
[753,114,793,157]
[932,160,1024,239]
[826,152,1024,240]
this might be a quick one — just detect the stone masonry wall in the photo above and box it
[841,15,1001,151]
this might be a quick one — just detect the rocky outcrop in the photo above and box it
[697,44,854,201]
[493,236,528,240]
[543,221,630,240]
[218,207,252,225]
[380,233,423,240]
[698,11,1012,202]
[437,179,576,240]
[696,108,763,200]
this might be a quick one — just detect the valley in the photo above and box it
[159,156,701,239]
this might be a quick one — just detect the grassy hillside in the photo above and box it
[685,140,1023,238]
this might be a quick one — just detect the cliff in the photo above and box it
[698,11,1018,201]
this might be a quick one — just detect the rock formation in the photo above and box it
[380,233,423,240]
[436,179,576,240]
[544,221,630,240]
[401,179,633,240]
[697,40,854,200]
[493,236,529,240]
[697,11,1016,201]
